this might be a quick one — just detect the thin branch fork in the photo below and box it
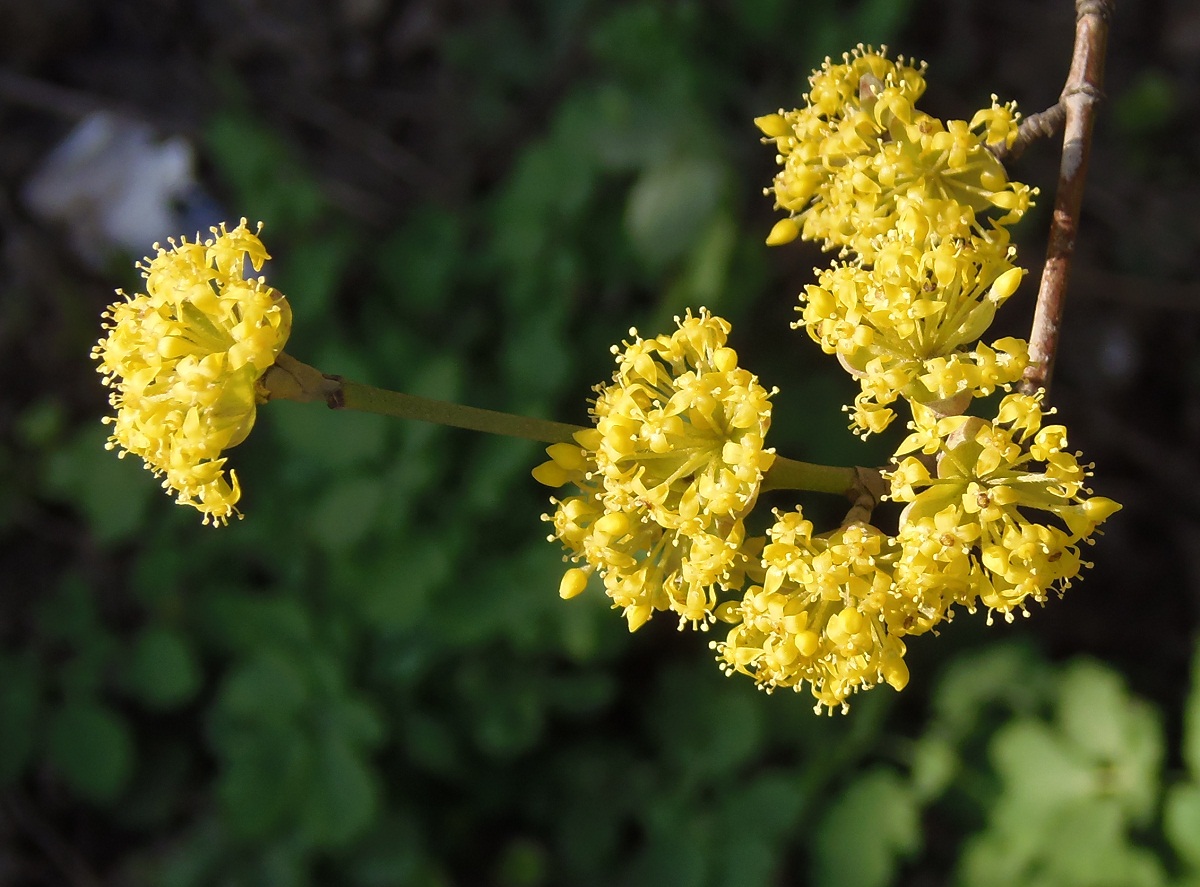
[1019,0,1114,396]
[996,104,1066,164]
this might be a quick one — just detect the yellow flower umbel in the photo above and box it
[888,394,1122,621]
[535,309,775,631]
[92,220,291,525]
[757,46,1029,260]
[798,231,1029,436]
[713,511,912,714]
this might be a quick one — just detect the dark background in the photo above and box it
[1,1,1198,885]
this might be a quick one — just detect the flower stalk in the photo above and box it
[263,353,580,444]
[265,353,861,495]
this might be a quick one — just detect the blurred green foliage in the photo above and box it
[2,1,1192,885]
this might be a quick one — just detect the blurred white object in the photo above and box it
[23,111,197,266]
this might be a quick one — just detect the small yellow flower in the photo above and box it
[798,232,1028,435]
[92,220,291,525]
[592,310,776,530]
[888,394,1122,620]
[760,46,1032,260]
[713,511,912,714]
[892,505,981,631]
[535,309,775,630]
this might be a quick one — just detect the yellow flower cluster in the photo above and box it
[92,220,290,525]
[708,393,1121,712]
[535,309,776,631]
[889,394,1122,620]
[757,46,1039,438]
[801,237,1029,436]
[540,46,1120,714]
[714,514,912,711]
[756,45,1029,260]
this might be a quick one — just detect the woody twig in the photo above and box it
[1018,0,1114,395]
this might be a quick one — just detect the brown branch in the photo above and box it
[842,466,888,526]
[994,103,1067,163]
[1020,0,1114,396]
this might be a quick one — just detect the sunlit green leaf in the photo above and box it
[908,734,958,802]
[931,641,1048,736]
[626,156,726,271]
[1165,782,1200,870]
[812,768,919,887]
[1056,660,1163,822]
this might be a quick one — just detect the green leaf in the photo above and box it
[848,0,917,46]
[47,699,134,802]
[376,207,464,318]
[218,724,311,839]
[125,626,202,710]
[931,641,1047,736]
[1057,660,1142,761]
[299,732,379,848]
[347,814,434,887]
[990,719,1093,814]
[673,211,736,310]
[357,542,450,631]
[909,734,958,802]
[644,665,764,777]
[712,771,810,886]
[401,711,463,778]
[625,797,709,887]
[547,671,616,717]
[959,797,1167,887]
[309,475,384,554]
[273,224,357,320]
[323,696,385,748]
[960,661,1168,887]
[1042,800,1166,887]
[1165,782,1200,870]
[461,436,540,515]
[501,308,572,403]
[203,593,314,654]
[625,156,725,270]
[812,768,920,887]
[204,111,325,231]
[14,398,67,449]
[1055,660,1163,822]
[42,423,155,545]
[469,671,546,759]
[270,399,388,469]
[217,652,309,725]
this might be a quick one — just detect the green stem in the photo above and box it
[336,378,582,445]
[761,456,856,495]
[262,352,868,496]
